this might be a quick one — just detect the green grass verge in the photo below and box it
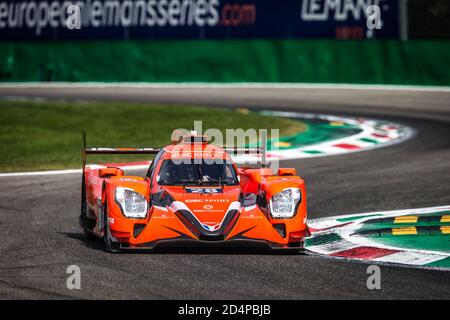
[0,100,305,172]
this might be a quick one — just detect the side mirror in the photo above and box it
[277,168,296,176]
[99,167,124,178]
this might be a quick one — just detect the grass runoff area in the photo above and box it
[0,100,305,172]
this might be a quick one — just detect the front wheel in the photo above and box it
[103,204,121,253]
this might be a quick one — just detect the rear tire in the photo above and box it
[80,179,95,240]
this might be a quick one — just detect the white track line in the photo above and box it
[0,169,82,177]
[0,82,450,92]
[0,164,150,178]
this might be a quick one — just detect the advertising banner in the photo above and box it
[0,0,400,41]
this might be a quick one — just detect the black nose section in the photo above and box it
[174,209,240,241]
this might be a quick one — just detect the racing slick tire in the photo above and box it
[103,203,121,253]
[80,179,95,240]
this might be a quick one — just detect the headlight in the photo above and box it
[115,187,148,218]
[269,188,301,218]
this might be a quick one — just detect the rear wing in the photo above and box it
[82,133,161,172]
[85,148,161,155]
[82,130,268,171]
[222,131,268,168]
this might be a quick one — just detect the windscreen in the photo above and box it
[158,159,239,186]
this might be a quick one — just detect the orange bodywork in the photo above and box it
[82,139,309,251]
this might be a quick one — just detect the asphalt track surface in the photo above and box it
[0,85,450,299]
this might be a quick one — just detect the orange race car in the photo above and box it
[80,132,310,252]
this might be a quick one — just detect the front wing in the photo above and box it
[107,205,309,250]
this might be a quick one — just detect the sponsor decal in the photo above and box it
[185,188,223,194]
[0,0,398,40]
[185,198,230,203]
[152,213,175,219]
[201,222,221,231]
[240,213,262,219]
[301,0,387,21]
[300,0,393,39]
[0,0,256,39]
